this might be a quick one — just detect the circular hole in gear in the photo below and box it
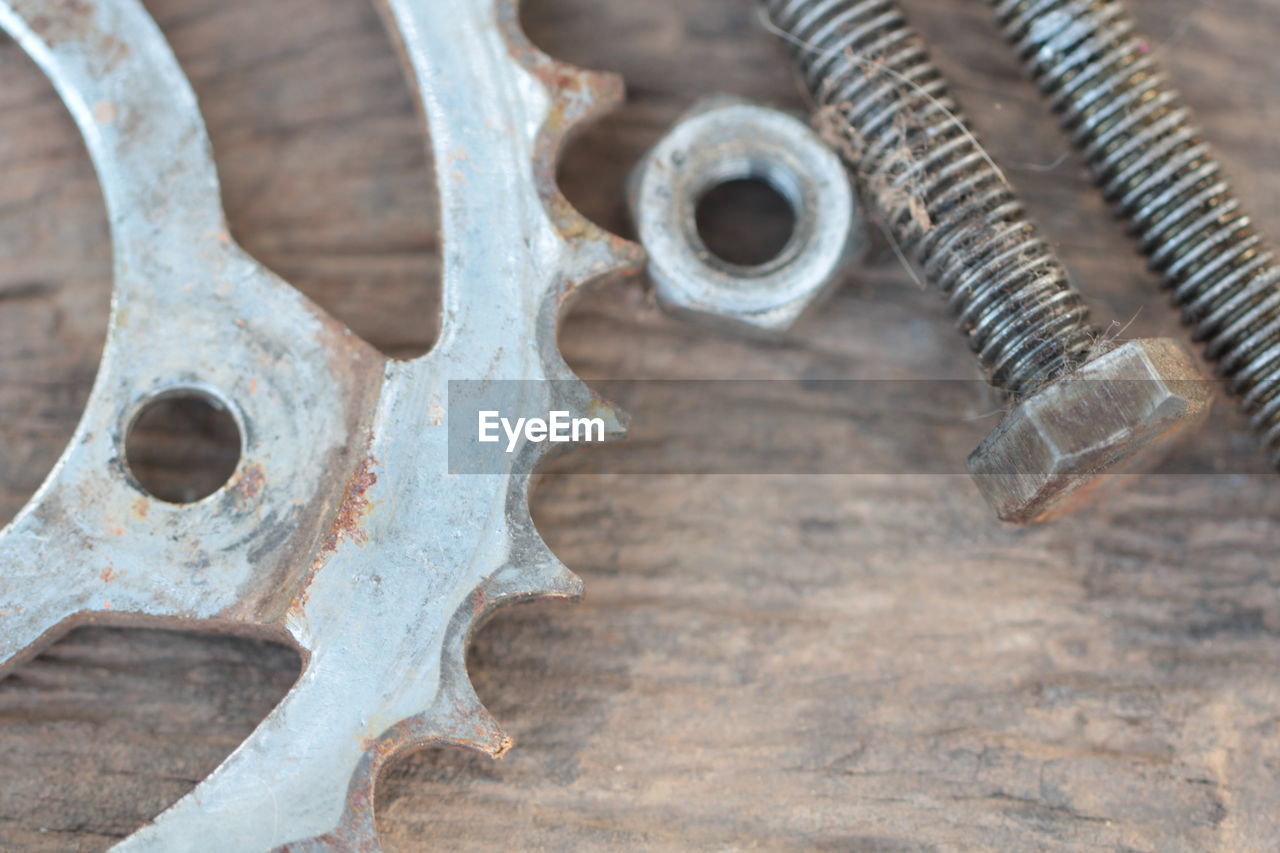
[695,178,797,268]
[125,390,242,503]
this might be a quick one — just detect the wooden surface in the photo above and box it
[3,0,1280,849]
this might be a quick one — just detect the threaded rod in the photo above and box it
[991,0,1280,466]
[763,0,1100,398]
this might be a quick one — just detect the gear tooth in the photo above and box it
[431,672,513,759]
[546,373,627,438]
[560,227,646,293]
[549,563,584,599]
[589,397,628,439]
[592,400,628,440]
[483,542,583,607]
[529,557,582,601]
[537,59,627,132]
[494,0,624,118]
[575,67,625,112]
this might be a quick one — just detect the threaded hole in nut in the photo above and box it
[124,390,242,504]
[695,178,797,268]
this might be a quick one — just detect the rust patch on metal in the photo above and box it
[99,565,116,583]
[92,100,116,124]
[320,456,378,554]
[12,0,129,79]
[11,0,95,46]
[285,454,379,616]
[237,462,266,501]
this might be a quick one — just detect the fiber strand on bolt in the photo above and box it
[762,0,1100,399]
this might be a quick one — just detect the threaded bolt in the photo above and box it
[760,0,1212,521]
[764,0,1098,397]
[989,0,1280,469]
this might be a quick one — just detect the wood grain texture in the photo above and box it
[2,0,1280,850]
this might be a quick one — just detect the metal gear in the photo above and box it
[0,0,639,849]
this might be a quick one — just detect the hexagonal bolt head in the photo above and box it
[627,96,867,336]
[967,338,1213,524]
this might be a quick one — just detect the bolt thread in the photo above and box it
[763,0,1099,398]
[991,0,1280,466]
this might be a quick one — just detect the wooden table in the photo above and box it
[2,0,1279,849]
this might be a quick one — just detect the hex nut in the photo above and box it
[966,338,1213,523]
[627,96,867,335]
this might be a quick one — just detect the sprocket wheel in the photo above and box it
[0,0,640,848]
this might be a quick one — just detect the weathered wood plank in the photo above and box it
[2,0,1280,850]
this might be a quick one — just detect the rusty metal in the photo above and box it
[758,0,1212,522]
[627,95,866,335]
[990,0,1280,470]
[0,0,639,849]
